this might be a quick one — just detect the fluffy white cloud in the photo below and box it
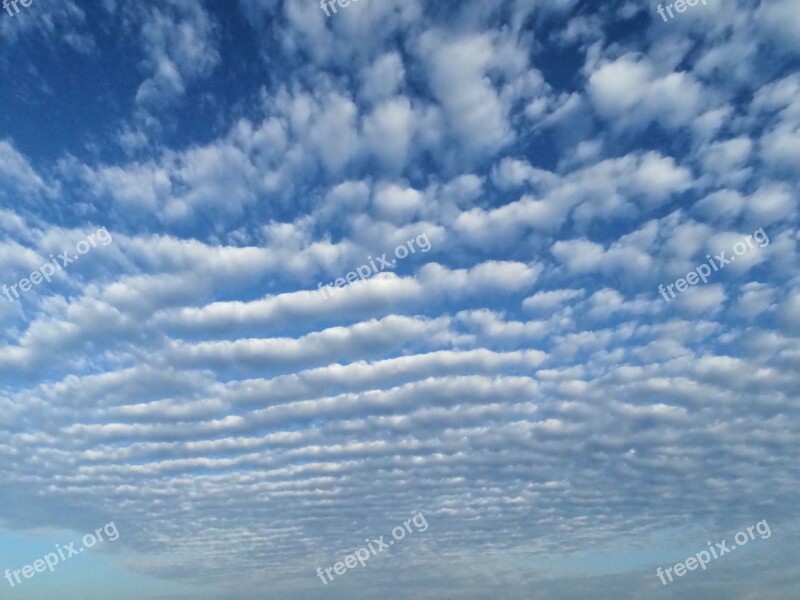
[588,54,707,131]
[135,0,220,106]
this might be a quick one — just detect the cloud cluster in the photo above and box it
[0,0,798,599]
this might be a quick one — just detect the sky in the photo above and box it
[0,0,799,598]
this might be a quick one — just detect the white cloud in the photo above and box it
[418,31,514,156]
[588,54,707,131]
[363,97,416,173]
[135,1,220,107]
[0,140,52,201]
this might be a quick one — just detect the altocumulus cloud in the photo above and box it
[0,0,798,599]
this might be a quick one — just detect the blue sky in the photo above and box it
[0,0,799,598]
